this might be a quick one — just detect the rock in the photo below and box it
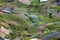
[9,20,19,26]
[36,23,54,34]
[36,24,46,34]
[20,13,27,19]
[30,38,41,40]
[37,25,46,31]
[0,21,9,27]
[0,29,5,38]
[3,19,19,26]
[2,19,11,24]
[37,23,54,31]
[0,26,12,34]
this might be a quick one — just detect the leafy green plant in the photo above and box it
[31,0,39,6]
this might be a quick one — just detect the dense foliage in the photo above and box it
[0,0,60,40]
[0,13,60,40]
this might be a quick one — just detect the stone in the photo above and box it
[0,29,5,38]
[0,22,9,27]
[0,26,12,34]
[30,38,41,40]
